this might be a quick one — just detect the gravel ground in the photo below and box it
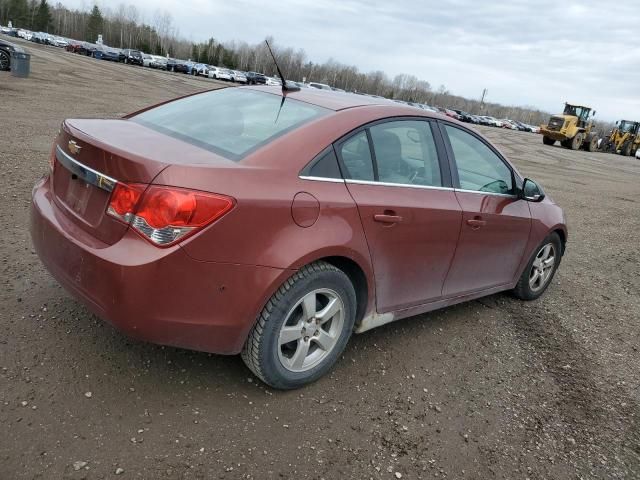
[1,39,639,479]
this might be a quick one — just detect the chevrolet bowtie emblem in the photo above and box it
[68,140,82,155]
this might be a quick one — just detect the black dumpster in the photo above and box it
[10,51,30,77]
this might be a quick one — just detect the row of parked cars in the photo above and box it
[388,101,540,133]
[2,25,541,134]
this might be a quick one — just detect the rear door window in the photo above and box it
[369,120,442,186]
[338,131,374,181]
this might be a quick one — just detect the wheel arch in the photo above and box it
[319,255,369,329]
[551,227,567,255]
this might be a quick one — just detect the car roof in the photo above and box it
[244,85,414,112]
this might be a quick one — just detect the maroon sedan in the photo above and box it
[31,86,567,389]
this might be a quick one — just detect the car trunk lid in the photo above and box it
[51,118,228,246]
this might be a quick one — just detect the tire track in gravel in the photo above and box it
[501,297,640,476]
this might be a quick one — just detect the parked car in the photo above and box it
[183,61,197,74]
[94,46,124,62]
[149,55,167,70]
[308,82,332,90]
[0,38,24,71]
[215,68,233,81]
[265,76,282,86]
[32,87,567,389]
[452,109,474,123]
[142,53,153,67]
[17,29,32,41]
[245,71,267,84]
[230,70,247,83]
[122,49,143,65]
[192,63,209,76]
[51,36,68,47]
[77,42,98,57]
[167,58,189,73]
[418,104,439,113]
[437,107,461,120]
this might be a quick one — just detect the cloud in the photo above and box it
[62,0,639,120]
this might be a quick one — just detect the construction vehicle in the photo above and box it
[600,120,640,156]
[540,103,598,151]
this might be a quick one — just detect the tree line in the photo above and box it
[1,0,616,131]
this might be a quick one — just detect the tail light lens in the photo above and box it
[107,183,234,247]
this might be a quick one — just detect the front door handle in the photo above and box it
[374,213,403,224]
[466,217,487,229]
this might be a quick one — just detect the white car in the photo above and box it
[308,82,332,90]
[142,53,153,67]
[231,70,247,83]
[636,148,640,160]
[209,67,232,81]
[265,76,282,86]
[52,36,68,47]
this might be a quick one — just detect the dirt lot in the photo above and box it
[1,39,639,480]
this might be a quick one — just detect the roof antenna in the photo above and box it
[265,39,300,93]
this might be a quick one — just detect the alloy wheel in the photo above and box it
[0,51,9,71]
[529,243,556,292]
[277,288,345,372]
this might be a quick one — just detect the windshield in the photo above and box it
[563,104,589,119]
[132,88,329,160]
[618,121,637,133]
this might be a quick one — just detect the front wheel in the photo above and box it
[512,233,562,301]
[586,136,598,152]
[0,50,9,71]
[542,136,555,146]
[570,133,584,150]
[241,261,356,389]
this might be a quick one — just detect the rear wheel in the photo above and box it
[542,136,555,146]
[621,141,632,157]
[570,133,584,150]
[586,136,598,152]
[241,261,356,389]
[0,50,9,71]
[512,233,562,301]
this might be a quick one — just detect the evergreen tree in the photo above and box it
[86,4,102,42]
[33,0,51,31]
[7,0,29,27]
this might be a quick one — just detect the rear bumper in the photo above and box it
[30,176,289,354]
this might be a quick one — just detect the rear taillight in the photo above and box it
[107,184,234,247]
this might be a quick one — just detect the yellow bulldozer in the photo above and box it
[540,103,598,151]
[600,120,640,156]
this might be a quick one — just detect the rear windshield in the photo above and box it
[132,88,329,160]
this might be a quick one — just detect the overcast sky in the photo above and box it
[65,0,639,120]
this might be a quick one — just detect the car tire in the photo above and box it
[512,233,562,301]
[241,261,357,390]
[542,136,555,146]
[0,50,9,71]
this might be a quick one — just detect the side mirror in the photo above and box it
[521,178,545,202]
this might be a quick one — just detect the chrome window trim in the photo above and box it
[454,188,518,198]
[298,175,345,183]
[299,176,519,198]
[55,145,117,192]
[346,179,454,191]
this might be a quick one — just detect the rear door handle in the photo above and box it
[466,218,487,229]
[374,214,403,224]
